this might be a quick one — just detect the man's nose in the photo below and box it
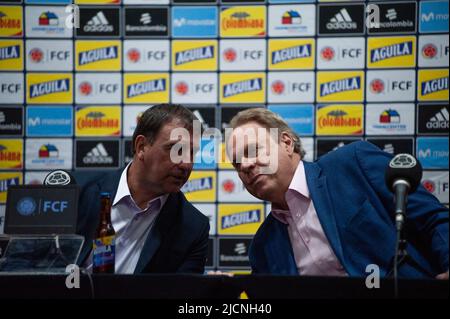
[240,157,256,173]
[177,161,192,171]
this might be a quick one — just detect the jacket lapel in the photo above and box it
[263,216,298,275]
[134,192,180,274]
[303,161,346,269]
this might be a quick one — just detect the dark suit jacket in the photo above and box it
[249,141,449,278]
[74,169,210,274]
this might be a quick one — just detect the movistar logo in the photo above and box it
[127,79,166,98]
[320,76,361,97]
[371,42,413,63]
[223,78,262,98]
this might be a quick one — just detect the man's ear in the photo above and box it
[280,132,295,155]
[134,135,148,161]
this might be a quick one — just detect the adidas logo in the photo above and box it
[427,108,449,129]
[386,9,397,21]
[84,11,113,33]
[327,8,357,30]
[83,143,113,164]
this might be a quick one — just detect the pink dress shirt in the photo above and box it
[272,161,347,276]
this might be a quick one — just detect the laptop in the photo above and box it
[0,185,84,274]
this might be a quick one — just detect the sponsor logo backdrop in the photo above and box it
[0,0,448,271]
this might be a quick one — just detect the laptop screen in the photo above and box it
[5,185,79,235]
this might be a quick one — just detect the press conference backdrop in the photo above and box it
[0,0,448,272]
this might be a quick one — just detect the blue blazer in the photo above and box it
[74,169,210,274]
[249,141,449,278]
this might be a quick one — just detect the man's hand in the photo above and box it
[436,271,449,280]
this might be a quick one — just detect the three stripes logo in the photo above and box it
[319,5,364,35]
[84,11,113,33]
[82,143,113,165]
[427,108,449,130]
[79,8,120,37]
[418,104,450,134]
[327,9,356,30]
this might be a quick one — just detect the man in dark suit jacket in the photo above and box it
[75,104,209,274]
[227,108,449,279]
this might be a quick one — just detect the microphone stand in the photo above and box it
[390,180,410,298]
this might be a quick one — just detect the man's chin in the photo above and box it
[251,186,273,201]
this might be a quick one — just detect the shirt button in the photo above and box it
[296,213,301,218]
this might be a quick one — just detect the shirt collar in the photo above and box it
[271,160,309,225]
[113,161,133,206]
[287,160,310,199]
[113,161,169,212]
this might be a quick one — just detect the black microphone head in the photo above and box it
[385,153,422,193]
[43,170,77,186]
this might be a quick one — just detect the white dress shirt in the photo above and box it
[86,163,168,274]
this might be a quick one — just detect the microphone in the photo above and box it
[43,170,77,186]
[385,154,422,231]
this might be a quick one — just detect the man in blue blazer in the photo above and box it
[227,108,449,279]
[75,104,209,274]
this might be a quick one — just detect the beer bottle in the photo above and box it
[93,192,116,274]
